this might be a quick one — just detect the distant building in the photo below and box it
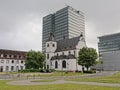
[42,6,85,52]
[45,33,86,71]
[0,49,26,72]
[98,32,120,70]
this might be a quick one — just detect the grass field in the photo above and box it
[0,80,120,90]
[66,72,120,83]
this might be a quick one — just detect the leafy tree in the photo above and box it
[78,47,98,71]
[25,50,45,69]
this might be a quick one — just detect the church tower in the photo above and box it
[45,32,57,69]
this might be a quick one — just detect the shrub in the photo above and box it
[19,69,40,73]
[83,70,96,73]
[19,69,55,73]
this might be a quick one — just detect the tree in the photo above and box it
[78,47,98,71]
[25,50,45,69]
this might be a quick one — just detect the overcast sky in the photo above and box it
[0,0,120,52]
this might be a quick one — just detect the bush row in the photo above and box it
[18,69,55,73]
[83,70,96,73]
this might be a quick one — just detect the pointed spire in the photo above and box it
[47,32,55,41]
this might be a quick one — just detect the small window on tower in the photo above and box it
[47,54,49,59]
[47,44,49,47]
[53,44,55,47]
[69,51,71,54]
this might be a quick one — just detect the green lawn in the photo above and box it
[0,80,120,90]
[66,72,120,83]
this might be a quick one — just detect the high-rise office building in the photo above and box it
[42,6,85,52]
[98,33,120,70]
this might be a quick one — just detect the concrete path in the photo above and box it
[7,79,120,87]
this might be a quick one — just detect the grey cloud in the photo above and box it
[0,0,120,51]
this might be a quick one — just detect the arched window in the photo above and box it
[11,60,14,63]
[62,60,66,68]
[52,44,55,47]
[6,66,9,71]
[47,54,49,59]
[21,61,24,64]
[69,51,71,54]
[55,61,58,68]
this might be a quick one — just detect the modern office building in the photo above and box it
[98,32,120,59]
[98,32,120,70]
[42,6,85,52]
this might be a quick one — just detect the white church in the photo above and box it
[45,33,86,72]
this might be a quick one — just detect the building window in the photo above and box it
[9,55,12,58]
[3,54,7,58]
[57,53,59,56]
[21,61,23,64]
[19,55,21,58]
[51,62,52,66]
[62,52,64,55]
[0,66,3,72]
[47,54,49,59]
[11,60,14,63]
[23,56,25,58]
[47,44,49,47]
[20,66,23,70]
[14,55,17,58]
[47,65,49,69]
[1,60,4,63]
[6,60,9,63]
[69,51,71,54]
[62,60,66,68]
[0,54,3,57]
[11,66,14,71]
[16,66,19,71]
[55,61,58,68]
[6,66,9,71]
[16,60,19,64]
[53,44,55,47]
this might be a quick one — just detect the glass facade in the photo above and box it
[98,33,120,59]
[42,6,85,52]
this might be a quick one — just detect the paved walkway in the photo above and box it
[7,79,120,87]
